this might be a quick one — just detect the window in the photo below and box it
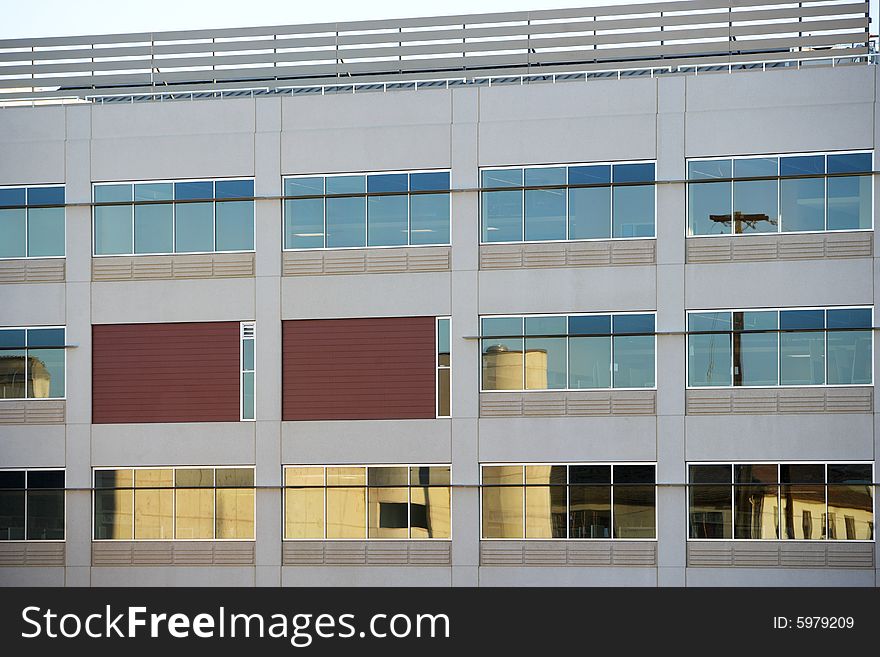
[481,313,655,391]
[687,151,872,236]
[437,317,450,417]
[92,179,254,256]
[688,463,874,541]
[283,171,450,249]
[0,327,65,400]
[93,467,255,540]
[481,162,655,243]
[0,469,64,541]
[240,322,255,421]
[0,186,65,258]
[687,308,872,388]
[283,465,451,540]
[481,464,656,539]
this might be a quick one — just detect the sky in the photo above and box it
[1,0,874,40]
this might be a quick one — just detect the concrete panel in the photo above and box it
[281,419,451,464]
[281,272,451,319]
[91,278,255,324]
[91,98,256,137]
[478,417,657,462]
[685,259,873,309]
[478,566,657,587]
[685,414,874,461]
[0,105,66,142]
[90,567,255,587]
[0,283,65,326]
[685,567,875,587]
[0,141,65,186]
[0,425,66,466]
[282,566,452,586]
[282,90,451,130]
[0,567,66,587]
[91,422,256,466]
[479,267,656,314]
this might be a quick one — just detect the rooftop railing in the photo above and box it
[0,0,870,105]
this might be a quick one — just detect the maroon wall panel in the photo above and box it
[283,317,436,420]
[92,322,240,424]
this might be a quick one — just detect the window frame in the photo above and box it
[0,184,66,260]
[0,325,67,401]
[240,322,256,422]
[91,465,257,542]
[479,160,658,245]
[479,311,658,393]
[479,462,658,541]
[282,168,452,251]
[686,150,874,238]
[685,461,876,543]
[685,306,874,389]
[281,464,453,541]
[436,316,451,418]
[91,177,256,257]
[0,467,66,542]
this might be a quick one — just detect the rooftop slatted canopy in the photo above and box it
[0,0,870,103]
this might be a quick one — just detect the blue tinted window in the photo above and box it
[410,194,449,245]
[826,153,871,175]
[94,184,132,203]
[524,316,566,336]
[0,329,26,348]
[481,317,523,337]
[410,172,449,192]
[215,179,254,199]
[613,314,655,335]
[26,328,64,348]
[613,163,654,183]
[524,167,565,187]
[826,308,871,329]
[0,208,26,258]
[27,187,64,206]
[568,165,610,185]
[0,188,26,207]
[568,315,611,336]
[174,181,214,200]
[326,176,365,195]
[482,169,522,188]
[689,312,732,332]
[779,310,824,330]
[367,174,407,194]
[285,177,324,196]
[733,158,777,178]
[134,183,172,201]
[688,160,732,180]
[780,155,824,176]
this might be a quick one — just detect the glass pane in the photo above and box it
[613,335,655,388]
[0,350,26,399]
[174,202,213,252]
[0,187,25,207]
[826,308,871,329]
[780,332,824,385]
[780,464,825,540]
[524,337,566,389]
[438,368,450,417]
[826,152,871,174]
[241,371,255,420]
[286,177,324,197]
[688,159,731,180]
[369,487,408,538]
[569,187,610,239]
[326,196,365,248]
[94,469,133,540]
[94,205,132,255]
[0,208,26,258]
[614,485,655,538]
[482,169,522,188]
[134,183,172,202]
[689,465,732,539]
[214,179,253,199]
[26,207,65,257]
[482,190,522,242]
[688,181,731,235]
[688,334,732,387]
[733,313,777,387]
[215,201,254,251]
[174,181,213,200]
[325,467,365,538]
[437,318,450,362]
[242,339,255,371]
[134,469,173,540]
[613,163,654,183]
[25,488,64,540]
[0,472,25,540]
[827,176,871,231]
[569,336,611,389]
[525,484,566,538]
[780,155,824,176]
[780,309,824,330]
[482,338,523,390]
[570,483,611,538]
[688,311,732,333]
[524,167,565,187]
[26,348,64,399]
[410,171,449,192]
[781,178,824,232]
[569,315,610,336]
[0,329,26,348]
[410,466,450,487]
[828,485,873,540]
[481,466,523,538]
[216,468,254,488]
[733,179,777,234]
[174,468,214,539]
[284,466,324,539]
[367,195,408,246]
[733,157,777,178]
[613,314,654,335]
[94,184,131,203]
[612,185,654,238]
[734,464,779,540]
[410,484,450,539]
[367,173,407,193]
[285,198,324,249]
[524,188,565,241]
[615,465,655,484]
[369,466,408,487]
[326,175,365,195]
[482,317,523,337]
[216,487,255,539]
[827,330,871,385]
[410,193,449,245]
[568,164,610,185]
[134,203,173,254]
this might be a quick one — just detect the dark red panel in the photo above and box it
[283,317,436,420]
[92,322,240,424]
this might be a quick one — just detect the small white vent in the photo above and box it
[241,322,255,339]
